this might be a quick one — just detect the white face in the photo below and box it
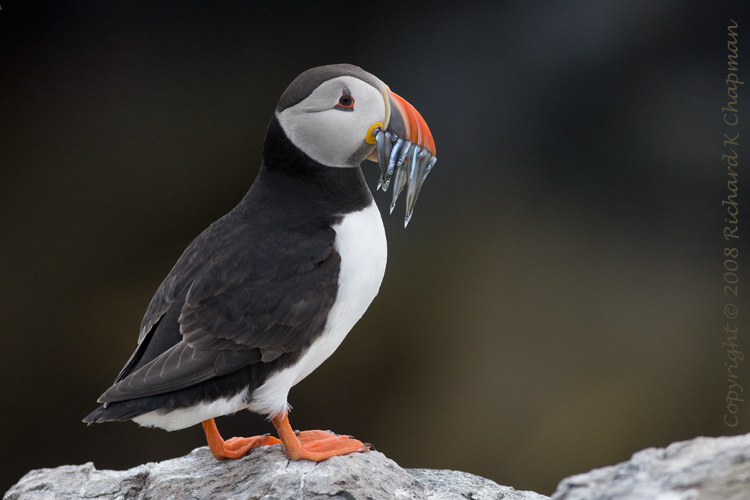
[276,76,386,168]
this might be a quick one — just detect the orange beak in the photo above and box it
[386,91,436,157]
[369,86,437,227]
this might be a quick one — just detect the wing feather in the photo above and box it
[99,211,340,402]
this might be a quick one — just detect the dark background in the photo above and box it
[2,0,749,496]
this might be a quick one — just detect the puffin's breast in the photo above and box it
[247,200,387,416]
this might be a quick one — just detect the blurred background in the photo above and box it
[1,0,749,496]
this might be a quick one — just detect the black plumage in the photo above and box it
[84,115,372,423]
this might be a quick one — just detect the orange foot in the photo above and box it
[271,412,370,461]
[202,418,281,460]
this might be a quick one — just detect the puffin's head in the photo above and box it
[275,64,437,226]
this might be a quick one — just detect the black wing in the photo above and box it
[98,208,340,404]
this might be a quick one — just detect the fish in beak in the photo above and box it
[367,85,437,227]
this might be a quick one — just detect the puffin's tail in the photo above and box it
[83,400,153,425]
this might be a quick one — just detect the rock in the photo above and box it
[551,433,750,500]
[3,445,547,500]
[409,469,548,500]
[10,433,750,500]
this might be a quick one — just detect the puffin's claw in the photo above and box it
[202,418,281,460]
[271,412,369,461]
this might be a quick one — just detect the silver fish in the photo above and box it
[372,128,437,227]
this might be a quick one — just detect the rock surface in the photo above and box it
[551,433,750,500]
[3,445,547,500]
[7,432,750,500]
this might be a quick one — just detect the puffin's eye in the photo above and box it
[335,93,354,111]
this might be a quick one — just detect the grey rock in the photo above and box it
[11,432,750,500]
[3,445,546,500]
[408,469,548,500]
[551,433,750,500]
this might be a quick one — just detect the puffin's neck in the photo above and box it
[250,116,374,215]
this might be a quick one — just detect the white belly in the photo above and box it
[247,201,387,417]
[133,201,387,430]
[133,389,251,431]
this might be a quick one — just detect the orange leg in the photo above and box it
[202,418,281,460]
[271,412,369,461]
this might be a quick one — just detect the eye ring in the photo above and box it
[335,93,355,111]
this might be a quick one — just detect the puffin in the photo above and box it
[83,64,437,462]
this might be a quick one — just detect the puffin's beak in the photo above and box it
[367,85,437,227]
